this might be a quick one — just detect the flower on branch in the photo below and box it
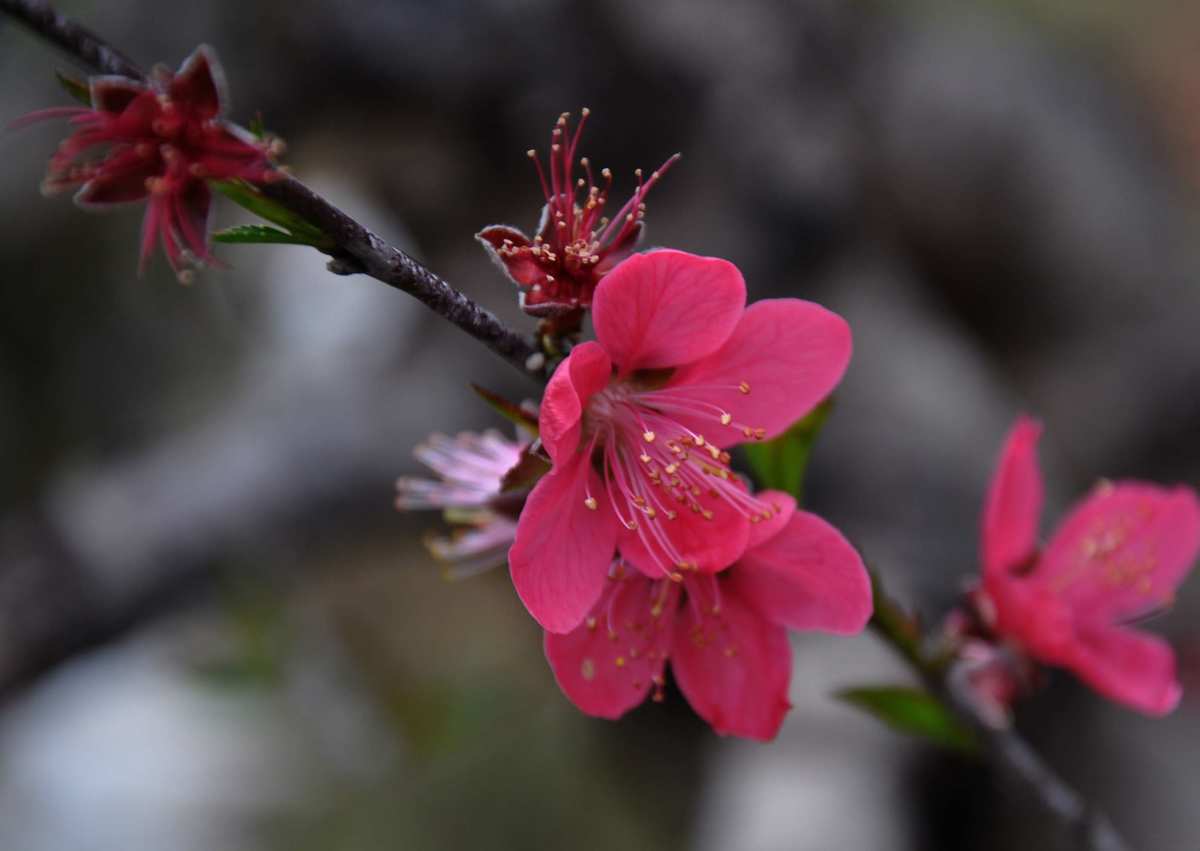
[395,429,531,580]
[477,110,679,320]
[545,492,871,740]
[508,248,853,633]
[17,46,281,279]
[965,416,1200,716]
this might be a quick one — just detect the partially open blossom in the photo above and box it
[509,249,853,633]
[395,430,527,580]
[968,416,1200,715]
[545,492,871,740]
[17,46,279,278]
[477,110,679,317]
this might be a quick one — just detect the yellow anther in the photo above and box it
[584,496,598,510]
[720,413,732,425]
[739,381,751,394]
[615,656,626,668]
[640,453,652,464]
[643,430,656,443]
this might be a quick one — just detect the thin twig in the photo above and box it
[870,597,1131,851]
[0,0,545,381]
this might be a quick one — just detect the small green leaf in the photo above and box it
[212,224,322,246]
[741,397,833,502]
[55,70,92,106]
[248,113,267,140]
[212,179,329,244]
[471,384,539,436]
[837,685,977,752]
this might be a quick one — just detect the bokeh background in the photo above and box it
[2,0,1200,848]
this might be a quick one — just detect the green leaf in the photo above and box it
[837,685,977,752]
[55,70,92,106]
[212,179,330,245]
[212,224,323,246]
[741,397,833,502]
[470,384,539,436]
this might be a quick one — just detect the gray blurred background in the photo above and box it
[2,0,1200,848]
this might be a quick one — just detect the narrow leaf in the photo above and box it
[742,397,833,502]
[212,179,329,243]
[837,685,977,752]
[470,384,539,436]
[55,70,92,106]
[212,224,323,246]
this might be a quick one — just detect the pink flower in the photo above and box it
[509,248,853,633]
[977,416,1200,715]
[544,492,872,740]
[18,46,279,278]
[395,430,526,580]
[477,110,679,317]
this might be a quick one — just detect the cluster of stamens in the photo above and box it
[486,110,679,312]
[582,378,777,579]
[581,564,678,699]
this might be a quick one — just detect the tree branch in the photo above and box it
[870,592,1130,851]
[0,0,545,381]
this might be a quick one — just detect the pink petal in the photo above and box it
[539,341,612,463]
[670,579,793,740]
[89,76,147,114]
[619,484,751,577]
[169,45,226,119]
[982,416,1044,578]
[1067,623,1182,716]
[591,249,745,374]
[138,195,167,275]
[172,180,214,262]
[544,572,679,719]
[1037,482,1200,623]
[665,299,852,449]
[746,490,796,550]
[509,454,619,633]
[727,510,872,635]
[476,226,546,288]
[74,156,158,207]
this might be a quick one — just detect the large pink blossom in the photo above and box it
[977,416,1200,715]
[544,492,872,740]
[509,248,853,633]
[477,110,678,317]
[18,46,279,278]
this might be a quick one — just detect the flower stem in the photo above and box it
[869,579,1130,851]
[0,0,545,381]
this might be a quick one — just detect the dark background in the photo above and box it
[2,0,1199,848]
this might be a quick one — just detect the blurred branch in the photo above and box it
[0,359,416,703]
[869,588,1130,851]
[0,0,546,382]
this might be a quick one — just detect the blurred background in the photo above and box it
[2,0,1200,848]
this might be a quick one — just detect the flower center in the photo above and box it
[581,377,776,578]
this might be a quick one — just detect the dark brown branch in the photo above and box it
[0,0,142,77]
[870,596,1130,851]
[0,0,545,381]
